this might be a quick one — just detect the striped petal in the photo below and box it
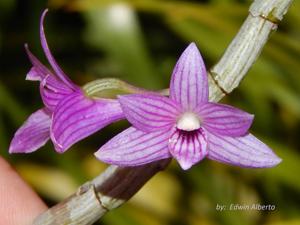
[9,108,51,153]
[168,128,208,170]
[51,91,124,153]
[118,94,181,132]
[207,132,282,168]
[40,9,77,90]
[25,45,75,111]
[95,126,171,166]
[27,67,42,81]
[197,102,254,137]
[25,45,52,81]
[170,43,208,110]
[40,74,74,111]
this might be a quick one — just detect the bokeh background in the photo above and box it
[1,0,300,225]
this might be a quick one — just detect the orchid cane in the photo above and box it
[96,43,281,170]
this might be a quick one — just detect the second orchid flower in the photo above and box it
[96,43,281,170]
[9,10,124,154]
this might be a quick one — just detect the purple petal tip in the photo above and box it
[207,133,283,168]
[266,154,282,167]
[188,42,197,49]
[185,42,201,55]
[170,41,208,109]
[9,108,51,154]
[94,151,112,164]
[42,8,49,18]
[177,159,193,170]
[50,132,65,153]
[39,8,77,90]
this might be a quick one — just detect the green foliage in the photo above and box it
[0,0,299,224]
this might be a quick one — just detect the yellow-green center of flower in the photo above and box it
[176,112,201,131]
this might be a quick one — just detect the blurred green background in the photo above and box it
[1,0,300,225]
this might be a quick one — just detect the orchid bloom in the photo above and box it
[96,43,281,170]
[9,10,123,154]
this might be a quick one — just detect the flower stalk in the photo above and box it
[33,0,293,224]
[83,78,169,98]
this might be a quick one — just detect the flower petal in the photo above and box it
[118,94,181,132]
[9,108,51,153]
[40,9,77,90]
[197,102,254,136]
[51,91,124,153]
[40,74,74,111]
[95,126,171,166]
[168,128,207,170]
[25,45,52,81]
[26,67,42,81]
[170,43,208,110]
[207,132,282,168]
[24,45,75,111]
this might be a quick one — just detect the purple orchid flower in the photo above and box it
[96,43,281,170]
[9,10,123,154]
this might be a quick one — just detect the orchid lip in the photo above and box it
[176,112,201,131]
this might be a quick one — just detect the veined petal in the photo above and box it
[25,45,75,111]
[118,94,181,132]
[27,67,41,81]
[40,74,74,111]
[197,102,254,136]
[51,91,124,153]
[207,132,282,168]
[25,45,53,81]
[9,108,51,153]
[40,9,77,90]
[168,128,207,170]
[170,43,208,110]
[95,126,171,166]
